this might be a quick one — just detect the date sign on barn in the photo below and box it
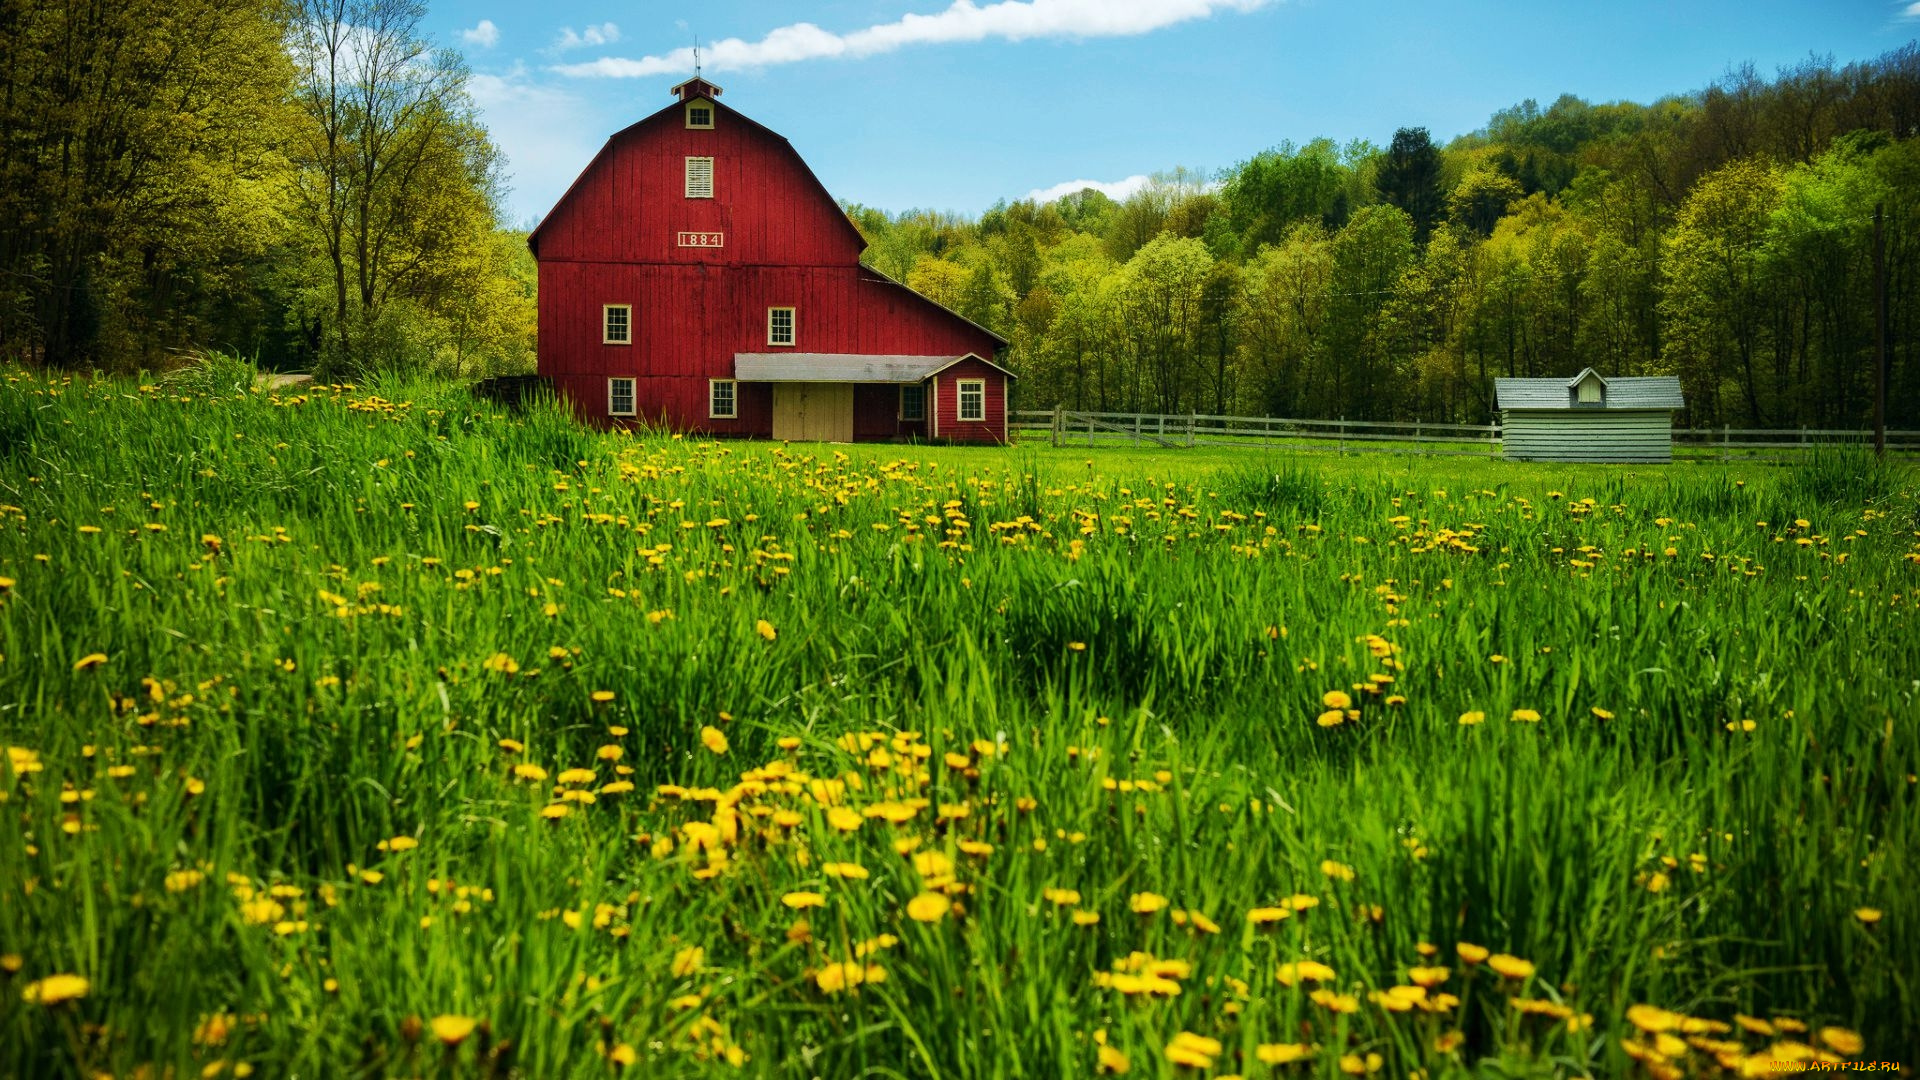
[677,231,725,248]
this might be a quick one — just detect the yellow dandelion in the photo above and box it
[700,726,729,755]
[1509,708,1541,723]
[1818,1027,1863,1056]
[1486,954,1534,979]
[1853,907,1881,925]
[1257,1043,1313,1064]
[1316,709,1346,727]
[591,690,615,703]
[1128,891,1168,914]
[21,974,90,1005]
[1319,859,1355,882]
[782,891,826,910]
[1591,706,1614,720]
[1322,690,1352,710]
[821,862,869,879]
[72,653,108,671]
[1456,942,1489,965]
[1096,1042,1131,1074]
[826,806,862,831]
[1275,960,1337,986]
[1310,988,1359,1013]
[1458,710,1485,726]
[755,619,777,642]
[906,892,951,922]
[670,946,704,977]
[429,1014,478,1046]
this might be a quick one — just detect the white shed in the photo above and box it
[1494,369,1685,463]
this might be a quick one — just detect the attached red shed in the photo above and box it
[529,78,1013,443]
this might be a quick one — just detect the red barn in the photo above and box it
[529,78,1013,443]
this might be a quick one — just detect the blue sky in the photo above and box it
[431,1,1920,228]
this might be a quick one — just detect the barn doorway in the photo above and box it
[771,383,854,442]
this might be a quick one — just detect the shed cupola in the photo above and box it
[671,77,724,102]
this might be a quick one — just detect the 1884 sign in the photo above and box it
[677,231,725,248]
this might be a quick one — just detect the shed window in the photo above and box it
[685,103,714,129]
[608,377,636,417]
[957,379,985,422]
[767,307,795,347]
[899,382,926,421]
[602,304,631,345]
[1576,377,1603,405]
[685,156,714,199]
[709,379,736,419]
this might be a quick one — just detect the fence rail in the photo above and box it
[1011,408,1920,459]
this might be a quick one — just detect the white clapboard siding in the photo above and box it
[1502,409,1675,463]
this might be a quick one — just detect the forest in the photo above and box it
[1,0,1915,428]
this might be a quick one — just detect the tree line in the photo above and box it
[848,46,1920,430]
[0,0,532,377]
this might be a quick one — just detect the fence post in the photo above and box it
[1338,416,1345,455]
[1414,419,1422,457]
[1189,412,1197,448]
[1087,412,1094,449]
[1722,423,1730,463]
[1051,404,1062,447]
[1134,412,1142,446]
[1491,421,1500,457]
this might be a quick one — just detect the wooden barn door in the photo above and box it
[773,384,854,442]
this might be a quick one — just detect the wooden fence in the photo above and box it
[1011,408,1920,460]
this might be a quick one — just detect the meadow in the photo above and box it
[0,366,1915,1078]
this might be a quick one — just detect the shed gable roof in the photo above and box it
[1495,372,1683,411]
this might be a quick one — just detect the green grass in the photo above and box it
[1,368,1915,1078]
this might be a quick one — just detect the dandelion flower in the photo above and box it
[906,892,951,922]
[821,862,868,879]
[1128,891,1168,915]
[1322,690,1352,710]
[1487,954,1534,979]
[1072,910,1100,926]
[1591,706,1614,720]
[826,807,862,832]
[1164,1032,1220,1069]
[21,974,89,1005]
[1818,1027,1864,1055]
[591,690,615,703]
[429,1015,478,1046]
[1275,961,1336,986]
[1853,907,1881,925]
[1310,988,1359,1013]
[72,653,108,671]
[1257,1043,1313,1064]
[1097,1043,1131,1074]
[1316,709,1346,728]
[1458,711,1485,726]
[782,891,826,910]
[700,726,729,755]
[755,619,777,642]
[512,763,548,781]
[1456,942,1489,965]
[1319,859,1355,882]
[1509,709,1541,723]
[670,946,704,977]
[1247,906,1291,925]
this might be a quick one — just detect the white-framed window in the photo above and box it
[602,304,631,345]
[685,102,714,129]
[958,378,985,422]
[608,377,636,417]
[766,307,795,347]
[709,379,737,419]
[685,156,714,199]
[899,383,926,421]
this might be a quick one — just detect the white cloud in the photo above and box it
[550,22,621,53]
[554,0,1272,78]
[1025,175,1153,204]
[1905,1,1920,16]
[467,64,607,225]
[460,20,499,48]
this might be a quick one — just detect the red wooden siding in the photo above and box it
[929,358,1009,444]
[532,87,1008,441]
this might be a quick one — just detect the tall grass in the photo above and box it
[0,367,1914,1077]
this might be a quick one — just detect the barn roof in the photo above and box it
[1495,368,1684,411]
[858,265,1011,348]
[528,86,867,256]
[734,353,1015,383]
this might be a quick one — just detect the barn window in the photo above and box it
[767,307,795,347]
[685,156,714,199]
[1576,375,1604,405]
[899,382,926,421]
[685,103,714,129]
[602,304,631,345]
[958,379,985,422]
[608,377,636,417]
[709,379,737,419]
